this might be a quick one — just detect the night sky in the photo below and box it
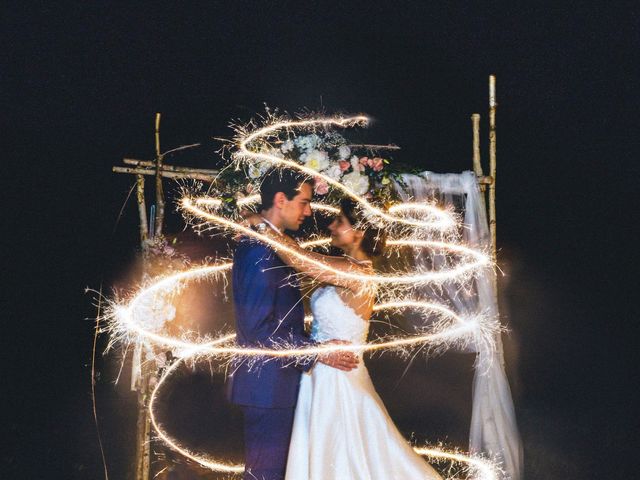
[3,3,638,479]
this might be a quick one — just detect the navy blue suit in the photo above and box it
[228,237,314,479]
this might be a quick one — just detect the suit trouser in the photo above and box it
[242,406,296,480]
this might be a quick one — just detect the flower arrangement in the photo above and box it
[282,132,392,201]
[199,118,419,215]
[142,234,190,275]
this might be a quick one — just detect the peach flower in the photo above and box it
[370,157,384,172]
[314,178,329,195]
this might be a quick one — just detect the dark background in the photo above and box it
[3,2,638,479]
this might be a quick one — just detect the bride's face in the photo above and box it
[328,213,359,250]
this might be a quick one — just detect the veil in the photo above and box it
[393,171,523,480]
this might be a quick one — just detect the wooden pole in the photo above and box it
[136,175,148,243]
[134,114,164,480]
[471,113,487,195]
[488,75,498,288]
[135,362,152,480]
[471,114,482,177]
[154,113,165,237]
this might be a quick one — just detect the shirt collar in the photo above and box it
[260,216,282,235]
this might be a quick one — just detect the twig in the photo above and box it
[123,158,218,175]
[113,166,218,182]
[347,143,401,151]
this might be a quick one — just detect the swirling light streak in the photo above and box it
[105,114,502,478]
[234,116,456,231]
[413,447,501,480]
[195,195,341,215]
[108,249,497,477]
[108,261,500,478]
[182,197,490,286]
[108,247,499,474]
[149,354,244,474]
[110,263,496,359]
[149,356,500,480]
[109,263,232,352]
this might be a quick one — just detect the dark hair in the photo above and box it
[339,197,387,257]
[259,168,313,210]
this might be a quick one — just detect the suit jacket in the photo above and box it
[228,237,315,408]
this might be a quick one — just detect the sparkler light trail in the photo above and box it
[107,261,501,478]
[233,116,457,231]
[149,356,501,480]
[194,194,341,214]
[104,114,503,478]
[182,197,491,286]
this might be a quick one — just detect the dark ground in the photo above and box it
[3,2,638,479]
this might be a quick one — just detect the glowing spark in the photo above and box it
[414,447,501,480]
[299,238,332,249]
[111,263,233,352]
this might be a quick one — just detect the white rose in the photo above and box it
[294,134,319,152]
[268,148,284,159]
[281,139,294,153]
[338,145,351,160]
[342,170,370,195]
[137,293,176,332]
[261,162,272,173]
[350,155,362,172]
[325,164,343,181]
[248,164,262,178]
[301,149,330,171]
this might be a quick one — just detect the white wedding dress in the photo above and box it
[285,286,442,480]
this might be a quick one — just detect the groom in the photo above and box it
[228,168,359,480]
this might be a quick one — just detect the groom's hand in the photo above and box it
[317,340,359,371]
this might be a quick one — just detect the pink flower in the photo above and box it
[338,160,351,171]
[371,157,384,172]
[314,178,329,195]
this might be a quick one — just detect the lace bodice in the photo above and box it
[309,286,369,344]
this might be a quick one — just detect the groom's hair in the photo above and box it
[259,168,313,210]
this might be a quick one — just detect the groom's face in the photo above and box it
[279,182,313,231]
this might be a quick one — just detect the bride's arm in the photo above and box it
[249,222,369,292]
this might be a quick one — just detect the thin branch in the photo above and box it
[113,166,218,182]
[347,143,401,151]
[123,158,218,175]
[160,142,201,158]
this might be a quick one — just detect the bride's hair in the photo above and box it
[339,197,387,258]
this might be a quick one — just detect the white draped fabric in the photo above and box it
[394,171,523,480]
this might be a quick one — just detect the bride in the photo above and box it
[246,197,442,479]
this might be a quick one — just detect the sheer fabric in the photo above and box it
[394,171,523,480]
